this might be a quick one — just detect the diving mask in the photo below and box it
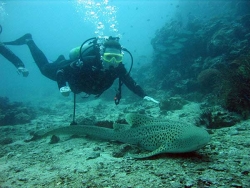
[103,53,123,63]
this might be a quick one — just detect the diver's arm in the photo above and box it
[119,66,147,98]
[119,65,159,103]
[56,69,71,96]
[56,69,67,89]
[122,75,146,98]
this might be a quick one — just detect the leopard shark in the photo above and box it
[31,113,211,158]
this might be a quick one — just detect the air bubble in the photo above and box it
[74,0,120,37]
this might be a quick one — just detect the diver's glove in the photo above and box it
[143,96,159,104]
[60,86,71,97]
[17,67,29,77]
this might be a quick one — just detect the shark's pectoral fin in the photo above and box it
[127,145,166,159]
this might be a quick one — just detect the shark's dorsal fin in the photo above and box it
[113,123,131,131]
[125,113,165,128]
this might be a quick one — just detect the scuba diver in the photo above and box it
[4,33,159,124]
[0,25,29,77]
[4,33,159,106]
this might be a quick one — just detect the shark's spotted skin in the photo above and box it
[33,114,211,158]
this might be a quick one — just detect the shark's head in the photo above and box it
[125,113,211,155]
[173,125,211,152]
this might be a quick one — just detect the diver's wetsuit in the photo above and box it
[26,39,146,98]
[56,58,146,97]
[0,42,25,68]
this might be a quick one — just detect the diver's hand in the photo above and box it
[143,96,159,104]
[17,67,29,77]
[60,86,71,97]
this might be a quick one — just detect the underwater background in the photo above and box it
[1,0,250,187]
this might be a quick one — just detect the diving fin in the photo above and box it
[4,33,32,45]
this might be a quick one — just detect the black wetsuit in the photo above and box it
[0,42,25,68]
[26,39,146,98]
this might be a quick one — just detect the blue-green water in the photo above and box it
[0,0,174,101]
[1,0,238,102]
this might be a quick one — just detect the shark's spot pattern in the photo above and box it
[34,113,211,158]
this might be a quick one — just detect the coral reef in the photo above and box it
[148,13,250,93]
[197,106,241,129]
[197,68,221,93]
[49,135,60,144]
[138,10,250,117]
[0,96,36,126]
[218,51,250,117]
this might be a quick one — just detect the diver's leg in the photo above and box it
[4,33,49,69]
[0,43,29,77]
[26,39,60,81]
[6,34,58,80]
[26,38,50,69]
[54,55,66,64]
[0,43,25,68]
[4,33,32,45]
[4,34,61,81]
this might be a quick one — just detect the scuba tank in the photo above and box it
[69,46,80,60]
[69,37,98,60]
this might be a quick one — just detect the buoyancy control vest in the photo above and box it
[69,36,134,104]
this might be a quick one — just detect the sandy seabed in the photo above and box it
[0,97,250,188]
